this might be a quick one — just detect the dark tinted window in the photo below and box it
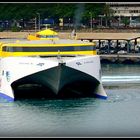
[2,46,96,52]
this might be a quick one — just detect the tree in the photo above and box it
[0,3,106,30]
[103,4,114,27]
[122,17,130,27]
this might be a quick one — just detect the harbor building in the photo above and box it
[107,2,140,27]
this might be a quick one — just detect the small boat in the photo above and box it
[0,29,107,101]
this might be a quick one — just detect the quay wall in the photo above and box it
[0,31,140,39]
[100,54,140,64]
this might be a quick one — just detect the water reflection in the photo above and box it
[0,97,102,137]
[101,63,140,103]
[0,64,140,137]
[102,75,140,83]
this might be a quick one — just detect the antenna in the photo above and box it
[57,50,63,63]
[57,50,61,59]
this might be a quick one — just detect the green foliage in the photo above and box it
[11,25,21,32]
[0,27,4,32]
[0,3,105,20]
[122,17,130,27]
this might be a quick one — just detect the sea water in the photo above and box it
[0,64,140,137]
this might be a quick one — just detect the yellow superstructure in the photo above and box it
[27,29,59,41]
[0,40,97,57]
[0,29,96,57]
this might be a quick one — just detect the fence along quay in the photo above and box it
[79,36,140,64]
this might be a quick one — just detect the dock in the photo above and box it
[100,54,140,64]
[78,35,140,64]
[80,37,140,53]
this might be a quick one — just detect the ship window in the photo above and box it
[36,34,58,38]
[2,46,96,52]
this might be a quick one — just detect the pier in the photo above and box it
[80,37,140,53]
[100,54,140,64]
[79,36,140,64]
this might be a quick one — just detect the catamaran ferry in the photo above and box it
[0,30,107,101]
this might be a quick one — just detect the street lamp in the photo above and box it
[36,12,40,31]
[35,17,37,32]
[69,18,70,28]
[99,15,104,27]
[89,12,93,32]
[118,15,121,27]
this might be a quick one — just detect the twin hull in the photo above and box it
[0,55,107,101]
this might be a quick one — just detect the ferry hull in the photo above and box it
[0,55,107,101]
[12,64,101,99]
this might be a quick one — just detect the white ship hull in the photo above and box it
[0,55,107,101]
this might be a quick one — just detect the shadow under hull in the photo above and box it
[11,64,100,100]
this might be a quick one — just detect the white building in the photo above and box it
[107,2,140,27]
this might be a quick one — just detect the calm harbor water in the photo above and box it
[0,64,140,137]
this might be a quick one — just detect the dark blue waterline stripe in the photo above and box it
[94,93,107,100]
[0,92,14,102]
